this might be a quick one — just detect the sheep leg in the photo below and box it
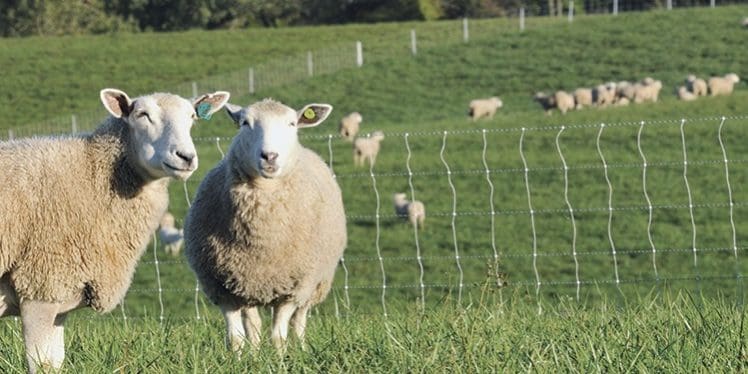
[220,304,245,353]
[20,300,62,373]
[290,305,310,348]
[50,313,67,370]
[241,306,262,350]
[271,302,297,351]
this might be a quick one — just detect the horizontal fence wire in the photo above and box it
[1,114,746,323]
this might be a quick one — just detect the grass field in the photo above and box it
[1,5,748,372]
[1,292,745,372]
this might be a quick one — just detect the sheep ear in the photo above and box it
[223,103,246,127]
[100,88,132,118]
[297,104,332,128]
[193,91,231,120]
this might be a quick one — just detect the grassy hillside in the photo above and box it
[2,6,748,320]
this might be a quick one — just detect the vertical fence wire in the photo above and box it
[405,133,426,312]
[329,135,351,311]
[182,181,201,320]
[597,124,621,292]
[369,156,387,317]
[152,233,165,324]
[717,116,743,305]
[637,121,660,285]
[481,130,500,279]
[519,128,541,314]
[680,119,701,294]
[439,131,464,305]
[215,137,225,159]
[555,126,580,301]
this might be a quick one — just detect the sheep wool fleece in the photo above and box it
[185,146,347,308]
[0,120,169,312]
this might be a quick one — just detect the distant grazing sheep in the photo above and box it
[708,73,740,96]
[554,90,575,114]
[159,212,184,256]
[594,83,617,107]
[353,131,385,168]
[0,88,229,373]
[393,193,425,230]
[633,80,663,103]
[617,81,637,101]
[686,75,708,96]
[534,91,573,114]
[573,88,593,109]
[468,97,503,121]
[742,17,748,27]
[677,86,698,101]
[613,97,630,107]
[185,98,346,353]
[339,112,362,142]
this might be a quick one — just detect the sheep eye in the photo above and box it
[289,121,296,127]
[138,112,152,123]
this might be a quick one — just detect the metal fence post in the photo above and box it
[191,82,198,98]
[520,8,525,31]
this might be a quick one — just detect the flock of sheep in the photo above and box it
[468,73,741,119]
[339,111,427,230]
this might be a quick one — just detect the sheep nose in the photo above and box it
[261,151,278,163]
[176,150,196,165]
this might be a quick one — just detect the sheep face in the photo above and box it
[100,89,229,181]
[393,192,407,205]
[225,100,332,179]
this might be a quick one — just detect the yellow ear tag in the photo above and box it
[303,108,316,120]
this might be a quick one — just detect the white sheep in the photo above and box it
[613,97,630,107]
[617,81,637,101]
[554,90,575,114]
[468,97,503,121]
[742,17,748,27]
[686,75,708,96]
[708,73,740,96]
[593,83,616,107]
[573,88,593,109]
[0,88,229,373]
[393,193,425,230]
[534,91,573,115]
[353,131,385,168]
[677,86,698,101]
[159,212,184,256]
[184,98,346,353]
[339,111,362,142]
[633,79,663,103]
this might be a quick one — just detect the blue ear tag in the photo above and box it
[197,102,212,120]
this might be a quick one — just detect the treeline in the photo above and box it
[1,0,670,37]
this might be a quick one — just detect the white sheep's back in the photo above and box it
[0,132,169,312]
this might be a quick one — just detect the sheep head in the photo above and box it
[100,88,229,181]
[225,99,332,179]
